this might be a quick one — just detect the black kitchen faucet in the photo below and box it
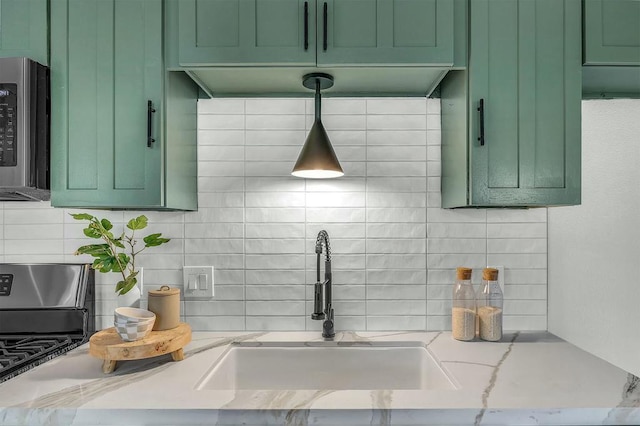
[311,230,335,339]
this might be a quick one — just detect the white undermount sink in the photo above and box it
[196,341,456,391]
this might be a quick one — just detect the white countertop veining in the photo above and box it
[0,331,638,425]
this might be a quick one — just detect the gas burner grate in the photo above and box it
[0,336,79,383]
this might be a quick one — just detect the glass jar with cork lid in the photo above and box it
[477,268,503,341]
[452,267,476,341]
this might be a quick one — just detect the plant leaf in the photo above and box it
[117,253,130,267]
[70,213,94,221]
[83,227,102,239]
[127,215,148,231]
[100,218,113,231]
[75,244,111,256]
[117,275,138,295]
[143,233,171,247]
[112,239,125,249]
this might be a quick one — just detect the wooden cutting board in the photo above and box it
[89,322,192,373]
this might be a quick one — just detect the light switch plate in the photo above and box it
[487,265,505,292]
[183,266,214,299]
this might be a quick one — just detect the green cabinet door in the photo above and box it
[51,0,165,208]
[0,0,48,65]
[178,0,316,66]
[442,0,581,208]
[318,0,453,66]
[584,0,640,65]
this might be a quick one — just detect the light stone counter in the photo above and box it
[0,331,638,425]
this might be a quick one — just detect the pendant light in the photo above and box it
[291,73,344,179]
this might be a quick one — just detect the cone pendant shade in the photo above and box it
[292,73,343,179]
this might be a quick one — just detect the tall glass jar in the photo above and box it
[477,268,503,341]
[452,267,476,341]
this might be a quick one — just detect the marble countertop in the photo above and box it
[0,330,638,425]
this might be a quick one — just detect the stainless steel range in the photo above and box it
[0,264,95,383]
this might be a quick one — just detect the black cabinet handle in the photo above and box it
[323,2,328,51]
[304,1,309,51]
[147,100,156,148]
[477,98,485,146]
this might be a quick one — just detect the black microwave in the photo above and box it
[0,57,49,201]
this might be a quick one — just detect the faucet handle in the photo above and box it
[311,282,325,320]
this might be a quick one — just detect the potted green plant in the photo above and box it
[71,213,170,306]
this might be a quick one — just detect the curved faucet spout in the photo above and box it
[312,230,335,338]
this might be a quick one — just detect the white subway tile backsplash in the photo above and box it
[198,176,244,192]
[367,162,427,177]
[246,270,305,285]
[245,238,305,254]
[245,177,305,192]
[487,238,547,254]
[245,223,305,239]
[366,115,427,130]
[367,177,427,193]
[246,114,305,130]
[246,316,306,331]
[199,98,245,114]
[367,130,427,146]
[4,224,63,240]
[246,285,305,300]
[306,208,365,223]
[245,146,300,161]
[199,114,244,130]
[245,192,305,208]
[366,269,426,285]
[246,254,305,270]
[306,192,365,208]
[244,161,295,177]
[366,223,426,239]
[320,98,367,115]
[366,239,426,254]
[366,254,426,269]
[246,98,305,115]
[197,130,245,146]
[247,301,305,316]
[0,96,548,333]
[427,238,486,254]
[305,178,366,193]
[185,223,244,239]
[367,146,426,161]
[367,98,427,115]
[367,316,426,331]
[367,285,425,300]
[366,208,426,223]
[198,145,244,161]
[487,222,547,238]
[245,207,305,223]
[246,130,306,146]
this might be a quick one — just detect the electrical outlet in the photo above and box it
[183,266,214,300]
[487,265,505,292]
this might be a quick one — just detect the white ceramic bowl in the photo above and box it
[114,307,156,342]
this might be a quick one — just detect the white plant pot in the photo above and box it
[116,268,143,308]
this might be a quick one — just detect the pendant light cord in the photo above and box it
[315,78,321,122]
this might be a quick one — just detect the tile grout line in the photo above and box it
[425,96,430,331]
[243,99,247,331]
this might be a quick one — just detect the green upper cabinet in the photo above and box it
[584,0,640,65]
[318,0,453,66]
[441,0,581,208]
[177,0,453,67]
[178,0,316,66]
[0,0,48,65]
[51,0,198,210]
[582,0,640,98]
